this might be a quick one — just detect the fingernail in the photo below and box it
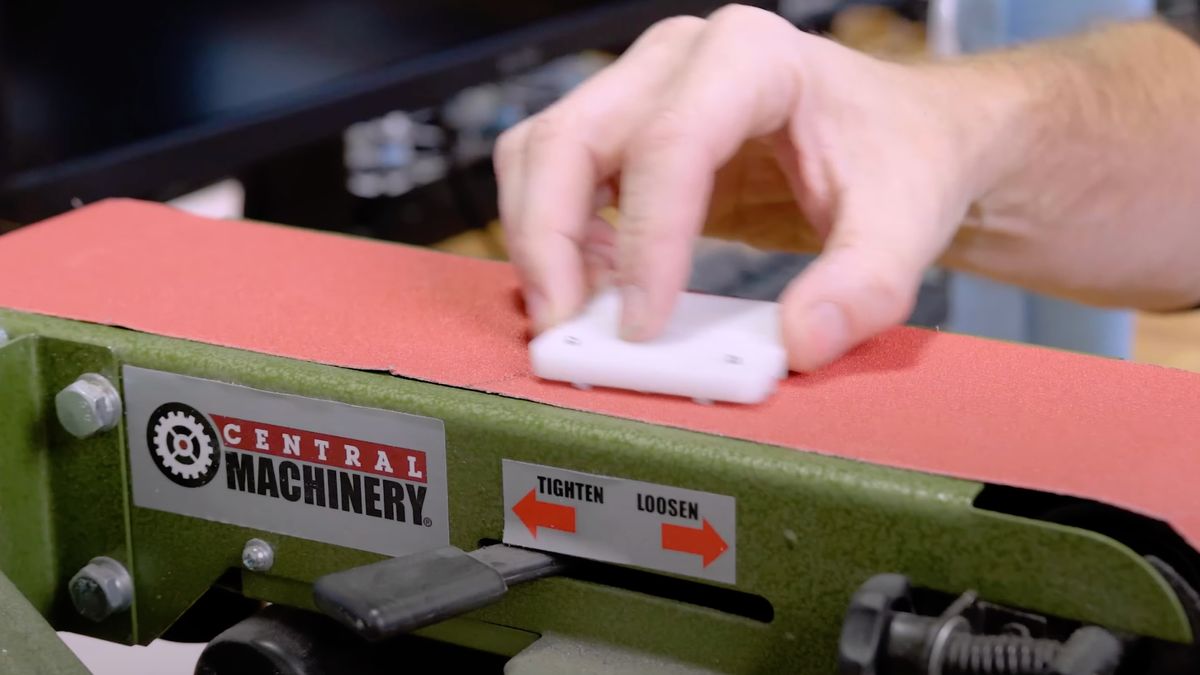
[807,302,849,366]
[619,285,647,340]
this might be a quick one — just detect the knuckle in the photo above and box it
[707,4,795,55]
[640,14,705,45]
[492,126,524,174]
[525,112,572,149]
[618,218,688,263]
[858,263,918,324]
[614,252,646,288]
[707,3,776,32]
[636,107,695,154]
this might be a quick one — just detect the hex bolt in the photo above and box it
[242,538,275,572]
[55,373,122,439]
[69,556,133,622]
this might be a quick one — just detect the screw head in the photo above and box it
[55,373,122,439]
[241,538,274,572]
[69,557,133,622]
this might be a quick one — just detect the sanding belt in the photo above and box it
[0,199,1197,552]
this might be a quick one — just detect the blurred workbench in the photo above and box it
[1134,311,1200,372]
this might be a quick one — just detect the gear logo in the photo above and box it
[146,402,221,487]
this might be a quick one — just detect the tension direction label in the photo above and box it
[123,366,449,557]
[501,460,736,584]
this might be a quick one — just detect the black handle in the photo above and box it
[313,544,565,642]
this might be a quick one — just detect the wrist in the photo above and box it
[910,57,1042,214]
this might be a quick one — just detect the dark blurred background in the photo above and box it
[0,0,919,239]
[3,1,1195,238]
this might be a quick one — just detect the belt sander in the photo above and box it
[0,199,1197,675]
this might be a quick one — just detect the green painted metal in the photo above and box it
[0,334,135,670]
[0,569,91,675]
[0,337,57,615]
[36,337,138,645]
[0,309,1192,674]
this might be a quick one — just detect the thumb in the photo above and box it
[779,210,939,372]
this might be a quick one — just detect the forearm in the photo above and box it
[933,20,1200,310]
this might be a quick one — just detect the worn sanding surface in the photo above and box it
[1,199,1198,551]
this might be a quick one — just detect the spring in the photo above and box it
[938,633,1063,674]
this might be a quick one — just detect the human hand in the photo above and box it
[494,4,1005,371]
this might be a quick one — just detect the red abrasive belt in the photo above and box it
[1,199,1197,549]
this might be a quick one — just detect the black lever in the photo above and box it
[312,544,565,642]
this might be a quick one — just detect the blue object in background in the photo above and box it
[934,0,1156,358]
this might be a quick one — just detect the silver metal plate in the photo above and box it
[123,366,449,557]
[502,460,736,584]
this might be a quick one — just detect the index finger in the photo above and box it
[496,16,706,332]
[614,6,805,339]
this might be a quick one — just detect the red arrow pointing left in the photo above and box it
[513,489,576,538]
[661,519,728,567]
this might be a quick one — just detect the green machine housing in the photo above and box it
[0,307,1199,674]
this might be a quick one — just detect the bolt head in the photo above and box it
[56,373,122,439]
[241,538,274,572]
[69,557,133,622]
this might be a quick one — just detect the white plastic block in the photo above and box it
[529,289,788,404]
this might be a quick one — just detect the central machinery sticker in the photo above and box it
[123,366,449,556]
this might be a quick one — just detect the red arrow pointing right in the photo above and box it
[661,519,728,567]
[513,489,576,538]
